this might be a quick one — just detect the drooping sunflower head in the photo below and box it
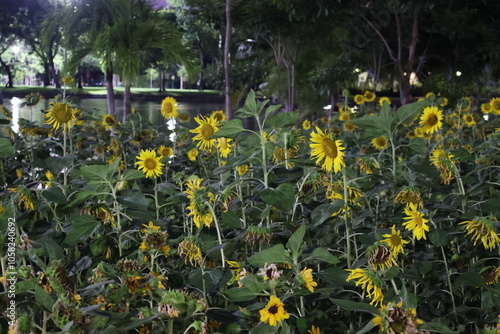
[457,96,473,112]
[45,102,76,131]
[161,97,178,119]
[101,114,119,130]
[62,76,74,86]
[379,96,391,107]
[394,187,423,208]
[419,106,443,134]
[184,177,214,228]
[367,243,397,271]
[371,136,388,150]
[459,217,499,251]
[480,266,500,285]
[135,149,165,178]
[364,91,376,102]
[309,126,346,173]
[24,92,43,107]
[178,237,203,266]
[210,110,226,122]
[190,115,219,151]
[345,267,384,306]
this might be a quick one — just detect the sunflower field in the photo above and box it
[0,89,499,334]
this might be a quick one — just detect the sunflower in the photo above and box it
[354,94,365,104]
[158,145,174,158]
[364,91,376,102]
[480,266,500,285]
[9,186,35,211]
[308,325,321,334]
[101,114,119,130]
[462,113,476,127]
[161,97,178,118]
[489,97,500,115]
[402,203,429,240]
[373,301,424,333]
[339,112,350,121]
[379,96,391,106]
[135,149,165,178]
[345,267,384,306]
[343,121,357,132]
[299,267,318,292]
[430,148,455,184]
[425,92,435,99]
[302,120,311,130]
[460,217,499,251]
[457,97,472,112]
[481,103,492,114]
[62,76,74,86]
[381,225,410,256]
[24,92,43,106]
[217,137,233,158]
[259,295,290,327]
[190,115,219,151]
[367,244,397,271]
[419,106,443,134]
[440,97,449,107]
[237,164,249,176]
[178,113,190,122]
[371,136,388,150]
[178,238,203,266]
[187,148,199,161]
[185,178,214,228]
[211,110,226,122]
[310,126,346,173]
[394,187,423,208]
[45,101,76,131]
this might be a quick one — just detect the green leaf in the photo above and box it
[329,298,379,314]
[224,286,259,302]
[212,118,244,139]
[0,138,14,157]
[247,244,288,267]
[267,111,299,130]
[356,320,376,334]
[119,190,149,211]
[394,100,429,127]
[286,224,306,255]
[455,271,487,288]
[261,184,295,212]
[35,286,55,312]
[63,215,100,246]
[205,309,241,324]
[121,169,144,181]
[41,187,67,204]
[408,137,427,155]
[311,201,344,227]
[81,165,111,181]
[249,322,279,334]
[429,229,448,247]
[304,247,340,264]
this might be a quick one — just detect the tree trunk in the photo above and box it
[224,0,232,120]
[0,56,14,88]
[123,80,131,124]
[43,61,51,87]
[48,50,60,89]
[105,68,116,116]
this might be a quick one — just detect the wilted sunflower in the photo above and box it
[371,136,388,150]
[45,102,76,131]
[24,92,43,107]
[378,96,391,106]
[480,266,500,285]
[462,113,476,127]
[373,301,424,334]
[354,94,365,104]
[367,243,398,271]
[259,295,290,327]
[299,267,318,292]
[394,187,423,208]
[9,186,35,211]
[101,114,119,130]
[135,149,165,178]
[364,90,376,102]
[217,137,233,158]
[457,96,473,112]
[158,145,174,158]
[211,110,226,122]
[460,217,499,251]
[402,203,429,240]
[381,225,410,256]
[160,97,178,118]
[419,106,443,134]
[190,115,219,151]
[430,148,455,184]
[310,126,345,173]
[178,238,203,266]
[345,267,384,306]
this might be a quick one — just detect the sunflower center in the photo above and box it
[201,124,215,140]
[164,103,172,113]
[390,235,402,246]
[220,138,228,149]
[321,138,338,158]
[415,216,423,227]
[268,306,278,314]
[145,158,157,170]
[53,105,73,123]
[427,114,438,126]
[376,138,386,146]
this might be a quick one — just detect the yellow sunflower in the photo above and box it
[419,106,443,134]
[345,268,384,306]
[371,136,388,150]
[339,112,350,121]
[217,137,233,158]
[310,126,345,173]
[381,225,410,256]
[190,115,219,151]
[158,145,174,157]
[364,90,376,102]
[302,120,311,130]
[481,103,492,114]
[178,238,203,266]
[354,94,365,105]
[185,178,214,228]
[299,267,318,292]
[368,244,397,271]
[489,97,500,115]
[211,110,226,122]
[161,97,178,118]
[45,101,76,131]
[379,97,391,106]
[402,203,429,240]
[259,295,290,327]
[308,325,321,334]
[460,217,499,251]
[101,114,119,130]
[462,113,476,127]
[135,149,165,178]
[343,121,357,132]
[237,164,249,176]
[188,148,199,161]
[440,97,448,107]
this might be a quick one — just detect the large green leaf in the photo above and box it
[303,247,339,264]
[63,215,100,246]
[0,138,14,157]
[267,111,299,130]
[247,244,288,267]
[394,100,429,127]
[35,286,55,312]
[311,201,344,227]
[121,169,144,181]
[329,298,379,314]
[41,186,67,204]
[212,118,244,139]
[261,183,295,212]
[80,165,111,181]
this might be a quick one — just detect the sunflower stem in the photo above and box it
[342,167,352,268]
[206,201,225,268]
[154,178,160,220]
[440,245,458,322]
[63,128,68,194]
[390,137,397,185]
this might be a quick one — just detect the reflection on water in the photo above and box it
[2,97,224,132]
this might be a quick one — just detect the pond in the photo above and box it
[1,96,225,133]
